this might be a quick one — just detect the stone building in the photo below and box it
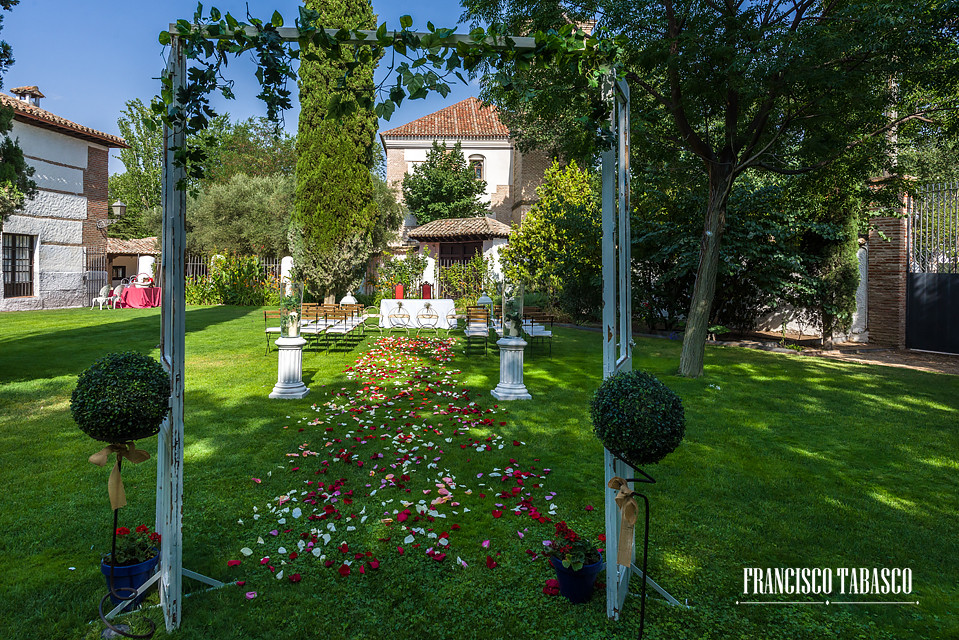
[1,86,127,310]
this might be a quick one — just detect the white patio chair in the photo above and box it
[108,284,125,309]
[91,285,111,310]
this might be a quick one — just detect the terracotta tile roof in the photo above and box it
[10,85,45,98]
[381,97,510,140]
[107,236,160,256]
[408,216,512,241]
[0,92,128,148]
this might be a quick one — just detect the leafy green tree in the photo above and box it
[401,141,488,224]
[293,0,379,299]
[0,0,36,228]
[500,160,602,319]
[107,99,162,239]
[466,0,956,376]
[202,117,295,185]
[186,172,293,257]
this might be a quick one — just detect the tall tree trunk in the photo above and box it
[679,167,733,377]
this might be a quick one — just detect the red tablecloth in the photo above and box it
[121,287,162,309]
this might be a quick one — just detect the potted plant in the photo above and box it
[543,521,604,603]
[590,370,685,469]
[71,351,170,443]
[72,352,169,612]
[100,524,161,606]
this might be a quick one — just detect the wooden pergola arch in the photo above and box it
[151,23,674,632]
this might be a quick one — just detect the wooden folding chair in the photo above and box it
[263,310,282,354]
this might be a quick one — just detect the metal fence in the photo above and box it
[909,182,959,273]
[184,254,283,280]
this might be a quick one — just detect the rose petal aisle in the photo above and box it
[231,336,593,596]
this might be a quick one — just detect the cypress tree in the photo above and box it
[293,0,378,298]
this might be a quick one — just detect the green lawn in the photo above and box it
[0,306,956,639]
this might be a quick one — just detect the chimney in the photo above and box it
[10,85,44,108]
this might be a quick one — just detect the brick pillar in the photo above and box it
[867,212,908,348]
[83,146,109,253]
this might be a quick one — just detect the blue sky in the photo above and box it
[3,0,481,173]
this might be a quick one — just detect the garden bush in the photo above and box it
[184,253,281,306]
[590,370,685,467]
[437,253,496,307]
[71,352,170,443]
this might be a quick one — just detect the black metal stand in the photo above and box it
[98,456,155,639]
[625,469,655,640]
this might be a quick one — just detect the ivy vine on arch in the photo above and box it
[152,3,628,185]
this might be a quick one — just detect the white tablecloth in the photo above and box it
[379,298,457,329]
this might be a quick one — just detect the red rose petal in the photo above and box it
[492,510,503,518]
[227,560,241,567]
[338,563,350,577]
[289,573,302,583]
[486,555,498,569]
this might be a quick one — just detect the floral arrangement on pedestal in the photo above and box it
[501,281,524,338]
[280,283,304,338]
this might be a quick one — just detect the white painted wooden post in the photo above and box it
[158,34,186,631]
[602,75,635,620]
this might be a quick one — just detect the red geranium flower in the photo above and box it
[135,525,149,533]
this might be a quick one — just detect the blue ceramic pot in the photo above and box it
[100,552,159,607]
[550,553,604,604]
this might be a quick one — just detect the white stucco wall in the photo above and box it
[397,138,513,204]
[12,121,89,169]
[137,256,156,278]
[849,246,868,341]
[1,120,94,311]
[22,190,88,220]
[419,242,440,287]
[483,238,508,280]
[24,159,84,194]
[3,213,83,244]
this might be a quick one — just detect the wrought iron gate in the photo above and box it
[85,248,108,307]
[906,182,959,353]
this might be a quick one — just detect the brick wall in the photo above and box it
[511,149,551,224]
[83,146,108,253]
[385,147,406,202]
[490,185,512,223]
[867,213,908,347]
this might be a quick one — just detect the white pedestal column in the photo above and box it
[491,336,532,400]
[269,336,310,399]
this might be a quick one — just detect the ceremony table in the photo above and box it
[378,298,457,329]
[121,286,162,309]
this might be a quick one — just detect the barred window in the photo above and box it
[2,233,35,297]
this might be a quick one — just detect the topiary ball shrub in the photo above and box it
[71,352,170,443]
[590,370,685,468]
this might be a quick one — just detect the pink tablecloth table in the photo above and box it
[120,287,162,309]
